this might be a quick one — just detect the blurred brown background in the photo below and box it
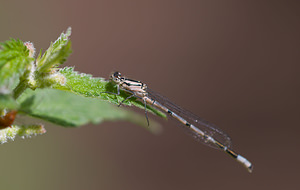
[0,0,299,189]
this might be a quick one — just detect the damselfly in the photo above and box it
[105,71,253,172]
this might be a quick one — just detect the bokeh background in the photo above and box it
[0,0,299,189]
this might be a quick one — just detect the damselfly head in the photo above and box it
[110,71,122,84]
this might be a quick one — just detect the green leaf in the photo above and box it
[56,67,166,118]
[17,88,162,132]
[0,39,33,94]
[36,27,72,73]
[0,94,19,110]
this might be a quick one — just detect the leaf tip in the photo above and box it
[24,41,36,57]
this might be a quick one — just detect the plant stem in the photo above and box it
[13,82,27,99]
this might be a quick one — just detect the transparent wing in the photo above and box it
[146,88,232,149]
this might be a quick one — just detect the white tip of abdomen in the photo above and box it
[237,155,253,173]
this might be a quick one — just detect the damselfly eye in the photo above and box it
[113,71,121,78]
